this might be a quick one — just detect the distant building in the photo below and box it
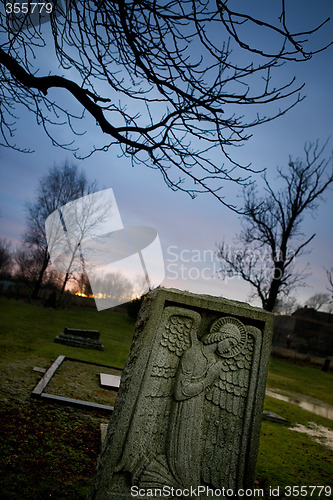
[273,306,333,357]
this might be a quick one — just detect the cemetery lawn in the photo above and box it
[0,297,332,499]
[257,417,333,496]
[0,297,135,499]
[257,358,333,497]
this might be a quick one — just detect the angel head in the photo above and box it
[203,317,247,358]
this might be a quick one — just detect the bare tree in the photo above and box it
[14,246,44,288]
[72,272,93,298]
[0,1,331,208]
[305,293,331,311]
[273,296,300,315]
[0,238,13,279]
[326,267,333,299]
[24,162,97,298]
[92,272,134,304]
[217,141,333,311]
[45,189,112,295]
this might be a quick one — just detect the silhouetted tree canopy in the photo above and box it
[305,293,331,311]
[0,1,331,207]
[326,267,333,298]
[24,162,97,298]
[0,238,12,278]
[217,141,333,311]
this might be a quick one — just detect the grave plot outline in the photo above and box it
[31,356,122,413]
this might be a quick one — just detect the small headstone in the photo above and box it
[54,327,104,350]
[100,373,121,390]
[89,288,273,499]
[262,410,289,424]
[33,366,47,374]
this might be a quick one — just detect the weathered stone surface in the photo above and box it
[54,327,104,350]
[90,288,273,499]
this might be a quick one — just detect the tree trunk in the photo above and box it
[60,272,70,295]
[264,262,284,312]
[32,250,50,299]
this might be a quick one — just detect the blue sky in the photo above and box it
[1,1,332,308]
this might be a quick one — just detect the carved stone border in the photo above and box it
[31,355,121,413]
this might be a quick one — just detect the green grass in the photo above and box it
[267,357,333,406]
[256,359,333,497]
[257,395,333,496]
[0,297,136,499]
[264,395,333,429]
[0,297,135,368]
[257,420,332,494]
[0,297,332,498]
[255,358,333,497]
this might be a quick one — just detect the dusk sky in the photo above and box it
[1,0,333,309]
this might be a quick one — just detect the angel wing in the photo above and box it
[201,324,261,490]
[147,307,201,454]
[120,306,201,480]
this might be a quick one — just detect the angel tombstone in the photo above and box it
[90,288,273,499]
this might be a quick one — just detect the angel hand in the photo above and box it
[205,361,222,387]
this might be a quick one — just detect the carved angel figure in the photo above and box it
[166,317,248,489]
[116,307,260,492]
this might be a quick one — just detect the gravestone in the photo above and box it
[90,288,273,499]
[100,373,121,390]
[54,327,104,350]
